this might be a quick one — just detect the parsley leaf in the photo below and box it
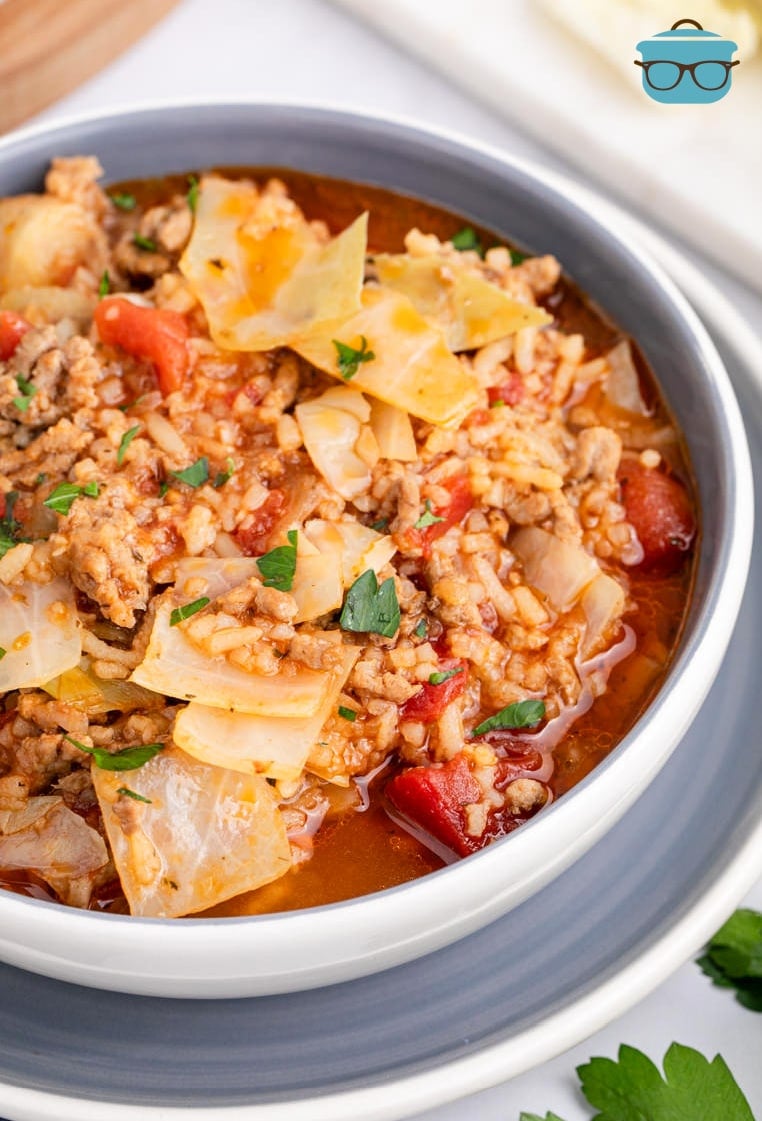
[12,374,37,412]
[332,335,375,380]
[64,735,163,772]
[133,233,158,252]
[338,705,357,722]
[256,530,298,592]
[169,597,210,627]
[370,518,388,532]
[520,1113,567,1121]
[171,457,209,488]
[451,226,484,256]
[414,500,444,529]
[698,908,762,1011]
[117,786,153,804]
[428,667,463,686]
[187,174,199,214]
[0,647,6,661]
[577,1042,754,1121]
[510,248,528,265]
[98,270,111,298]
[43,481,99,516]
[414,618,428,639]
[117,425,141,465]
[472,699,545,737]
[0,491,23,558]
[340,569,400,638]
[213,456,236,488]
[110,191,136,211]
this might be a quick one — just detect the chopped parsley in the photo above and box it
[472,699,545,737]
[117,425,141,465]
[65,735,163,772]
[34,473,47,486]
[12,375,37,413]
[98,270,111,298]
[338,705,357,722]
[256,530,298,592]
[110,191,137,211]
[0,648,6,661]
[116,786,153,804]
[414,618,428,639]
[187,174,199,214]
[414,500,444,530]
[43,481,99,516]
[169,597,210,627]
[510,248,528,265]
[370,518,388,533]
[698,908,762,1012]
[428,667,463,686]
[0,491,23,558]
[158,481,170,498]
[489,398,506,408]
[133,233,158,253]
[171,457,209,488]
[451,226,484,256]
[332,335,375,380]
[213,457,236,488]
[340,569,400,638]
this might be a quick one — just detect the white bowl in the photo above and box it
[0,102,753,997]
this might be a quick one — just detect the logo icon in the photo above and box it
[635,18,739,103]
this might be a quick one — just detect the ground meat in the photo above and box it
[511,254,562,298]
[45,156,109,221]
[0,418,94,486]
[0,328,101,434]
[0,706,86,794]
[571,426,622,483]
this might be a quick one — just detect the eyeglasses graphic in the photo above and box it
[634,58,739,91]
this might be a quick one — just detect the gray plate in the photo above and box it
[0,221,760,1119]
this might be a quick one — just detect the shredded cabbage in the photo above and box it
[512,527,600,612]
[295,385,378,501]
[0,577,81,693]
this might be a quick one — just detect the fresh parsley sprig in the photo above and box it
[170,457,209,488]
[170,597,210,627]
[698,908,762,1011]
[340,569,400,638]
[332,335,375,380]
[117,425,141,466]
[451,226,485,256]
[414,500,444,530]
[472,699,545,737]
[257,530,298,592]
[43,481,99,517]
[65,736,163,772]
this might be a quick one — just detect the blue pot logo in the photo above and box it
[635,18,739,103]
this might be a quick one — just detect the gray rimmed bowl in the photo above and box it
[0,102,753,998]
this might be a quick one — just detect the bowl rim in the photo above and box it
[0,99,753,995]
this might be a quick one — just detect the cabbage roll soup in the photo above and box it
[0,161,696,917]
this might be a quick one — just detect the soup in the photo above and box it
[0,159,695,917]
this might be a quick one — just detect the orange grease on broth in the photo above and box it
[0,170,695,915]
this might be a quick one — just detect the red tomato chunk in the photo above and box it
[94,298,189,396]
[403,475,474,558]
[487,370,524,407]
[619,460,695,572]
[400,659,467,723]
[234,489,288,556]
[386,754,482,857]
[0,310,31,360]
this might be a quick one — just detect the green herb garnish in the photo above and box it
[510,248,528,265]
[489,398,506,408]
[213,457,236,488]
[116,786,153,804]
[169,597,210,627]
[43,481,99,516]
[110,192,136,211]
[12,374,37,412]
[171,457,209,488]
[332,335,375,380]
[370,518,388,533]
[340,569,400,638]
[338,705,357,722]
[472,699,545,737]
[428,667,463,686]
[256,530,298,592]
[187,175,199,214]
[451,226,484,256]
[98,270,111,298]
[698,908,762,1011]
[158,481,170,497]
[64,735,163,772]
[34,473,47,486]
[117,425,141,466]
[414,618,428,639]
[133,233,158,252]
[0,491,23,558]
[0,647,6,661]
[414,500,444,530]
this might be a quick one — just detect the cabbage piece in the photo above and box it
[0,796,108,905]
[92,747,291,918]
[0,285,96,327]
[304,519,397,587]
[604,340,648,416]
[291,524,345,622]
[295,385,378,501]
[512,527,600,612]
[292,286,481,428]
[174,646,359,780]
[43,659,163,716]
[374,253,551,351]
[0,577,81,692]
[580,573,626,657]
[179,175,367,351]
[369,398,417,461]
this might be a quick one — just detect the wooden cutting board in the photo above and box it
[0,0,181,134]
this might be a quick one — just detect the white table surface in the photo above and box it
[24,1,762,1117]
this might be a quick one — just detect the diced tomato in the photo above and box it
[400,658,468,723]
[0,310,32,361]
[94,297,189,396]
[618,460,695,572]
[233,489,287,555]
[386,753,483,857]
[402,475,474,559]
[487,370,524,407]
